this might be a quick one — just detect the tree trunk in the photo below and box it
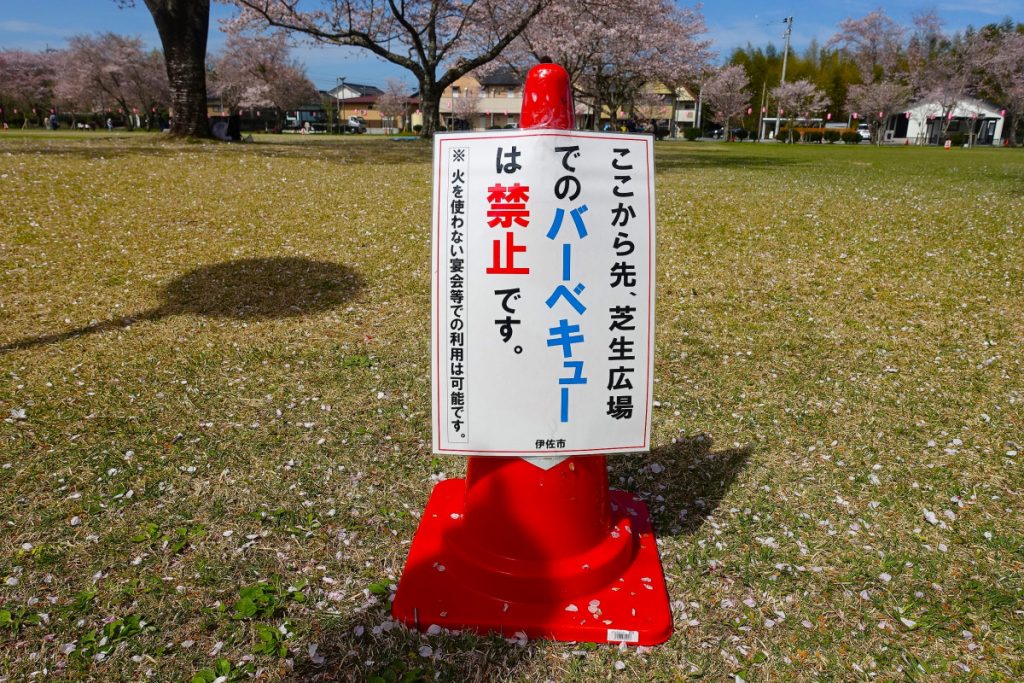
[419,80,441,138]
[143,0,211,138]
[669,93,679,138]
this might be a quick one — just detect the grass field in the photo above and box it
[1,131,1022,681]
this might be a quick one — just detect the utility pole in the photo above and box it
[337,76,347,134]
[773,16,793,140]
[757,81,766,141]
[695,70,704,135]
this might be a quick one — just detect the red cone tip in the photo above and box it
[519,62,575,130]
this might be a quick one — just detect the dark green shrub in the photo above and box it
[683,127,700,141]
[805,131,823,143]
[824,130,841,143]
[734,128,749,141]
[413,124,423,133]
[778,128,801,143]
[947,133,967,146]
[841,131,862,144]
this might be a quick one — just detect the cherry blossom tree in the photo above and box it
[376,79,410,133]
[701,65,750,141]
[452,87,483,129]
[0,50,58,127]
[55,34,169,130]
[226,0,551,137]
[912,29,991,140]
[846,81,910,144]
[771,79,829,142]
[501,0,710,130]
[210,33,316,126]
[982,30,1024,145]
[116,0,211,137]
[827,9,904,84]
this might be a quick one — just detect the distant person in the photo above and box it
[106,117,113,132]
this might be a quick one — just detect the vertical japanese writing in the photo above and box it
[447,147,468,443]
[487,145,529,357]
[434,131,653,456]
[607,147,637,420]
[546,145,590,424]
[487,146,530,275]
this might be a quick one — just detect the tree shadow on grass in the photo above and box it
[0,257,363,353]
[610,434,752,537]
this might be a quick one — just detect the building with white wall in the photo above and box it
[883,98,1006,146]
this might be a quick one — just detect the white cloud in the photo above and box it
[0,19,74,35]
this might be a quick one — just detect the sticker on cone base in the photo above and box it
[607,629,640,644]
[431,130,656,457]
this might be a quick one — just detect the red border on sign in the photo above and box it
[434,131,654,454]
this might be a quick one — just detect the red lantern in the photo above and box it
[878,111,884,119]
[152,107,157,113]
[746,107,752,115]
[905,111,911,119]
[852,112,859,120]
[826,112,832,121]
[761,106,766,114]
[1000,109,1006,117]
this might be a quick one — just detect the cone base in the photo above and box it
[392,479,673,646]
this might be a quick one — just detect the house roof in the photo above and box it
[326,82,385,99]
[478,67,524,87]
[905,96,1004,119]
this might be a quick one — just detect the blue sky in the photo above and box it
[1,1,1021,90]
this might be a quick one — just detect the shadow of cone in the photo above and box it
[391,61,672,646]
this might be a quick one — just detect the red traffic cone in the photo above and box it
[391,61,673,646]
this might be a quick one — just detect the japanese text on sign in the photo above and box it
[431,130,655,457]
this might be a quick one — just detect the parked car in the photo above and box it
[342,116,367,134]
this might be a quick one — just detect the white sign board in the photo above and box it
[431,130,655,459]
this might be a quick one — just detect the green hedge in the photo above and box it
[683,127,700,141]
[841,131,862,144]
